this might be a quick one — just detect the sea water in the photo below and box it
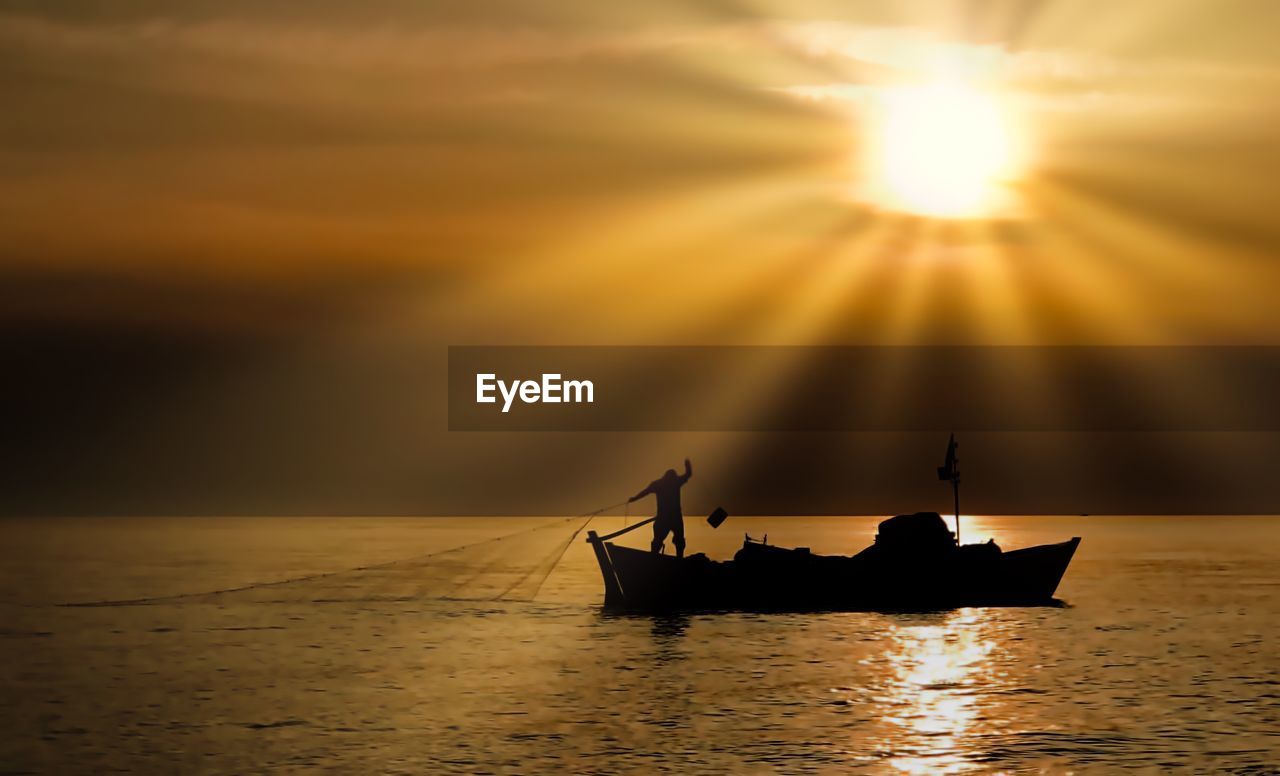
[2,516,1277,772]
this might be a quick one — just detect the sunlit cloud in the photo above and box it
[5,1,1280,513]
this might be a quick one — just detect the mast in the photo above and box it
[952,453,961,546]
[938,433,960,546]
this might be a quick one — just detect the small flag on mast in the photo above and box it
[937,433,958,482]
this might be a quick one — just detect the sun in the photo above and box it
[863,82,1025,218]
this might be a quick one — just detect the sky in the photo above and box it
[4,0,1280,515]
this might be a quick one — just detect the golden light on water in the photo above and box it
[864,82,1026,219]
[882,612,993,774]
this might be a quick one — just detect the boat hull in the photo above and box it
[588,533,1081,612]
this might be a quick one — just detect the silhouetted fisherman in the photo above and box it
[629,459,693,558]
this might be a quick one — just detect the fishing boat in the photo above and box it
[587,436,1080,611]
[587,513,1079,611]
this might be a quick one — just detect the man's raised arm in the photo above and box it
[680,458,693,484]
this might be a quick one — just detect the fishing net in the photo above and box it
[60,513,603,608]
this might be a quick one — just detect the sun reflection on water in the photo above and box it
[880,611,994,774]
